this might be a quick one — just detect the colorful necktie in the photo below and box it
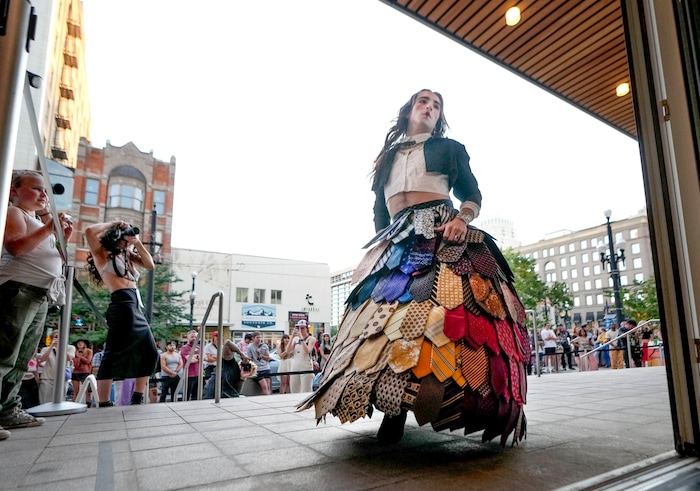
[430,340,457,382]
[434,263,464,310]
[424,305,450,347]
[388,336,422,373]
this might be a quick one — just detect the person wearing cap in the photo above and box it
[285,320,316,393]
[203,333,219,382]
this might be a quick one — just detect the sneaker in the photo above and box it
[0,426,9,440]
[0,407,45,429]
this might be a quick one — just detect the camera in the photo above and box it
[121,226,140,237]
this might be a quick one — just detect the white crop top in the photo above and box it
[384,133,450,204]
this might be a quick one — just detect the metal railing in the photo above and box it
[176,291,225,403]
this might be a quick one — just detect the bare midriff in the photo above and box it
[387,191,450,218]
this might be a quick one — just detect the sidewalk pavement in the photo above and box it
[0,366,673,491]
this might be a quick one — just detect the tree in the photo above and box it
[617,277,659,322]
[502,249,547,311]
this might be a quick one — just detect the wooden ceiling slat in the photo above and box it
[498,0,601,68]
[380,0,637,138]
[518,5,621,74]
[532,26,624,84]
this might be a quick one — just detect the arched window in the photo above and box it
[108,166,147,212]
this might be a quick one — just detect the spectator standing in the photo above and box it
[38,331,75,404]
[276,334,292,394]
[0,171,73,437]
[286,320,316,393]
[19,352,40,409]
[607,323,624,369]
[556,324,574,370]
[180,330,201,400]
[159,341,182,402]
[203,333,218,382]
[246,333,271,395]
[596,328,611,367]
[71,339,93,404]
[571,327,596,371]
[318,333,332,372]
[238,333,253,355]
[540,324,558,373]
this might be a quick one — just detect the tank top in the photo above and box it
[102,253,140,282]
[384,133,449,202]
[0,208,64,302]
[161,352,180,376]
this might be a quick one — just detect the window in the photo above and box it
[236,287,248,303]
[561,270,568,280]
[621,276,628,286]
[582,253,589,264]
[631,243,641,254]
[549,248,555,256]
[85,178,99,205]
[570,269,578,279]
[109,183,144,211]
[533,264,539,273]
[593,264,601,275]
[573,296,580,307]
[615,232,624,243]
[533,251,538,259]
[271,289,282,304]
[584,280,591,290]
[569,243,575,252]
[154,190,165,214]
[583,266,590,276]
[630,228,639,239]
[559,245,566,254]
[542,249,548,258]
[595,278,602,289]
[546,272,557,283]
[254,289,265,303]
[592,251,600,262]
[580,239,588,249]
[570,256,577,266]
[633,258,643,269]
[585,295,593,306]
[635,273,644,282]
[591,238,598,248]
[572,282,579,292]
[608,277,614,287]
[560,257,567,267]
[596,294,604,305]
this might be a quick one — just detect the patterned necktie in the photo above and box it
[383,305,408,341]
[461,344,490,397]
[430,341,457,382]
[388,336,422,373]
[424,305,450,347]
[409,268,435,303]
[399,300,432,340]
[434,263,464,310]
[412,339,433,378]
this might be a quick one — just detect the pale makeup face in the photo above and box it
[12,175,48,212]
[407,90,441,136]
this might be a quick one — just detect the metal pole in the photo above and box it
[605,215,625,329]
[0,0,34,245]
[145,204,157,323]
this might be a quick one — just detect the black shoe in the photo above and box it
[377,411,407,444]
[98,401,114,408]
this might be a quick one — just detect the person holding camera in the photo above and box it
[71,339,93,403]
[286,320,316,393]
[85,220,159,406]
[0,170,73,438]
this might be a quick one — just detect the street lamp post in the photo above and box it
[599,209,626,330]
[145,204,162,325]
[189,272,197,330]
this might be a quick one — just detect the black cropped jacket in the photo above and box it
[371,137,482,232]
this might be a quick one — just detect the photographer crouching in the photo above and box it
[85,221,159,406]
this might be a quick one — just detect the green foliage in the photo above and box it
[615,277,659,321]
[502,248,546,310]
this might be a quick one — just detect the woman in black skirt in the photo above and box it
[85,220,158,406]
[299,90,529,446]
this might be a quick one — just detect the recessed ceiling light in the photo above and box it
[616,83,630,97]
[505,7,521,26]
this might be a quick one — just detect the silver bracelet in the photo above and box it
[456,212,472,226]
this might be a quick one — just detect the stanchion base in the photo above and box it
[27,401,88,417]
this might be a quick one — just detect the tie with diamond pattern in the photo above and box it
[399,300,432,340]
[434,263,463,310]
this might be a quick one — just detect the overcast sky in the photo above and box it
[81,0,646,271]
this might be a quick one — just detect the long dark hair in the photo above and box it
[372,89,449,180]
[85,227,134,286]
